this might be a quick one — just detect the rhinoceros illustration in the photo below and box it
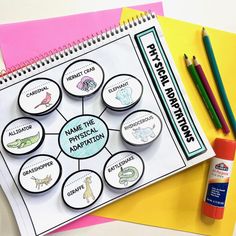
[77,76,97,92]
[116,87,133,106]
[132,125,156,142]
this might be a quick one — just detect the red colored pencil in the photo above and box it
[193,56,230,134]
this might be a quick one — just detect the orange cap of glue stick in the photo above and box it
[202,138,236,219]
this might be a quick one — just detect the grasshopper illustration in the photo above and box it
[31,175,52,190]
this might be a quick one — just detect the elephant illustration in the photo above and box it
[116,87,133,105]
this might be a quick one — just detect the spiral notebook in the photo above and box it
[0,13,214,236]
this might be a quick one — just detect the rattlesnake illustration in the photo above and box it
[118,166,139,186]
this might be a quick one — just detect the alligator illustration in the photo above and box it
[132,125,155,142]
[7,132,40,149]
[116,87,133,106]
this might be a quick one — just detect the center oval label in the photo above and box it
[59,115,109,159]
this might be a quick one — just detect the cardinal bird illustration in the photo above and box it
[34,92,52,109]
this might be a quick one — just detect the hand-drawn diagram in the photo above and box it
[2,60,162,211]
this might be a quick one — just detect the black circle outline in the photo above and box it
[101,74,143,111]
[120,109,163,146]
[58,114,109,159]
[61,59,105,98]
[17,77,62,116]
[18,154,62,194]
[103,150,145,190]
[61,169,103,210]
[1,117,45,156]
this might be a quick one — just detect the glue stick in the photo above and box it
[202,138,236,219]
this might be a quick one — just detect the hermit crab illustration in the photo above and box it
[77,76,97,92]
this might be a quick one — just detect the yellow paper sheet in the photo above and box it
[93,8,236,236]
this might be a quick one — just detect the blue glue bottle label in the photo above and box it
[204,158,233,208]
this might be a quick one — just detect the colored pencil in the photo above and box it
[193,56,230,134]
[202,28,236,137]
[184,54,222,129]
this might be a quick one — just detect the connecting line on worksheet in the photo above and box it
[56,150,62,159]
[108,128,120,132]
[99,107,107,117]
[45,133,59,135]
[78,160,80,171]
[105,146,112,156]
[56,108,68,122]
[82,97,84,115]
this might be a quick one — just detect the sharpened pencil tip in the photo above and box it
[184,54,191,66]
[202,27,208,37]
[193,56,199,66]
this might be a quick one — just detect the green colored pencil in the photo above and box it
[184,54,222,129]
[202,28,236,137]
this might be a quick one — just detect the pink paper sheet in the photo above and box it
[0,2,163,234]
[0,2,163,69]
[51,215,112,234]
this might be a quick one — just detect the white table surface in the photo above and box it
[0,1,235,236]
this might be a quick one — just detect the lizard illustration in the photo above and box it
[7,132,40,149]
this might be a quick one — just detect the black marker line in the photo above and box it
[45,133,59,135]
[108,128,120,132]
[82,97,84,115]
[99,107,107,117]
[56,108,67,122]
[78,160,80,171]
[56,150,62,159]
[105,146,112,156]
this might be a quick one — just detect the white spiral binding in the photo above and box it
[0,12,155,86]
